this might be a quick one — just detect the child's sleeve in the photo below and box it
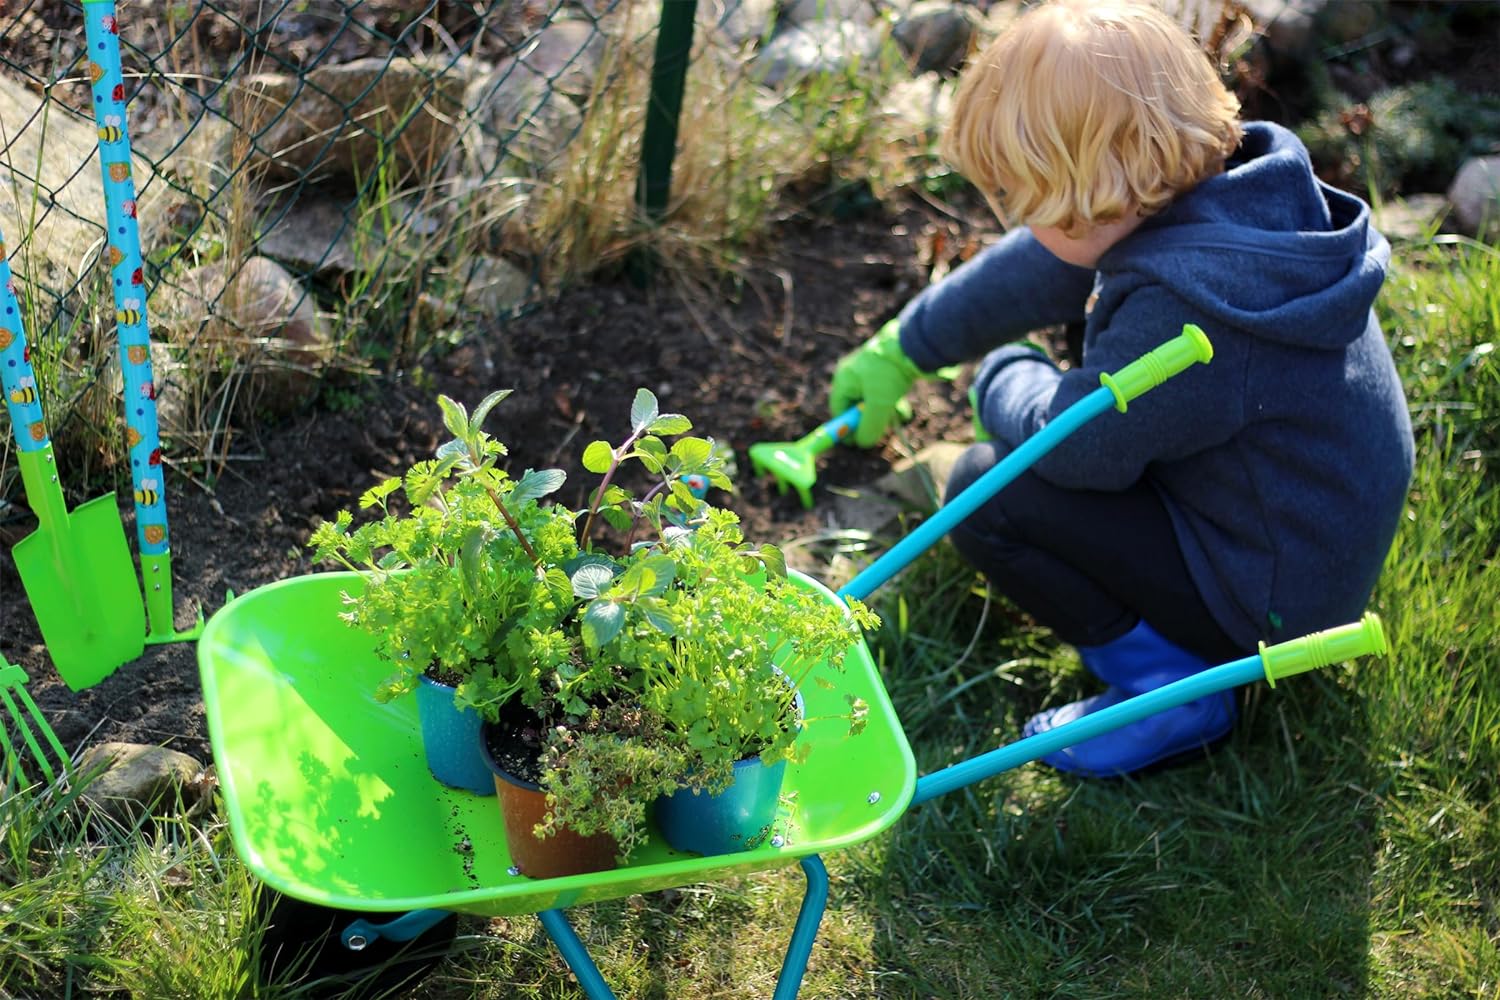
[971,297,1245,490]
[896,227,1097,372]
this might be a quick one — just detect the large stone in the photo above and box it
[154,255,331,418]
[697,0,779,48]
[780,0,878,28]
[1448,156,1500,239]
[755,20,886,88]
[892,1,980,76]
[463,56,586,178]
[231,56,469,183]
[77,742,211,824]
[0,74,161,297]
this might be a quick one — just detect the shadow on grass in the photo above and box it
[854,661,1381,999]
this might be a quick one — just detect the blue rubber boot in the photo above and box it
[1021,619,1237,776]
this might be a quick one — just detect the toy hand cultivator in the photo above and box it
[193,326,1390,998]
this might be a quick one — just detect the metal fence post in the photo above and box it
[631,0,697,283]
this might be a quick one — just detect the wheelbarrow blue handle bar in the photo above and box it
[837,384,1114,603]
[911,655,1262,804]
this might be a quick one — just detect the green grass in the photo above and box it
[2,241,1496,999]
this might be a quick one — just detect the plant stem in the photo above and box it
[482,484,542,568]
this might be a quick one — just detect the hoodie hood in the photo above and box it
[1102,122,1390,350]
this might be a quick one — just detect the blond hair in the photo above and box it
[943,0,1243,234]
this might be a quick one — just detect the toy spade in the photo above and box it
[84,0,204,649]
[748,405,862,509]
[1,224,147,690]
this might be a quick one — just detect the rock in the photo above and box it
[697,0,778,48]
[1448,156,1500,239]
[510,17,607,103]
[755,20,886,88]
[257,194,362,277]
[0,74,161,296]
[1374,193,1449,243]
[154,256,331,418]
[780,0,877,28]
[463,56,586,177]
[892,1,980,76]
[77,742,212,823]
[440,254,534,319]
[231,56,468,183]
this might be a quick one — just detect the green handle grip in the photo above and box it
[1099,324,1214,413]
[1259,612,1387,687]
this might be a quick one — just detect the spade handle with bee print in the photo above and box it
[84,1,203,645]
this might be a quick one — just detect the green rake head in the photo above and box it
[749,405,862,509]
[0,659,70,787]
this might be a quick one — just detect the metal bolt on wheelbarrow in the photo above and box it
[195,326,1388,998]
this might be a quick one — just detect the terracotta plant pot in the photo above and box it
[414,675,495,795]
[478,719,619,879]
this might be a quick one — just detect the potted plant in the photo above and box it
[311,387,879,877]
[307,391,579,794]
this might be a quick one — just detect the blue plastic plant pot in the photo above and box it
[655,755,789,856]
[414,676,495,796]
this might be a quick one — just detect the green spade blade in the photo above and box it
[12,450,145,691]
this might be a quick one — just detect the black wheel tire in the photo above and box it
[256,890,459,998]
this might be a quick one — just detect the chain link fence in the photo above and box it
[0,0,771,489]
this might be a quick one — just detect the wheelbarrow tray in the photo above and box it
[199,569,915,917]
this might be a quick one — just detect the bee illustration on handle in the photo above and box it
[98,115,123,143]
[117,297,141,326]
[135,478,160,506]
[10,374,37,405]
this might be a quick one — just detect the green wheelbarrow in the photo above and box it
[197,328,1389,998]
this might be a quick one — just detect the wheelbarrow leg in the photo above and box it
[539,909,617,1000]
[773,855,830,1000]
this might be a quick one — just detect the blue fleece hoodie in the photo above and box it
[897,122,1414,650]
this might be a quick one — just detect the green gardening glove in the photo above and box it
[830,319,924,448]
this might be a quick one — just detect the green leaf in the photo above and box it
[582,600,625,649]
[669,436,713,470]
[469,389,512,433]
[436,395,468,439]
[619,555,675,598]
[459,526,485,594]
[634,436,666,474]
[358,477,402,509]
[571,563,617,599]
[543,567,573,606]
[582,440,614,474]
[510,468,567,505]
[649,413,692,435]
[601,506,633,532]
[668,480,699,510]
[759,544,788,579]
[630,388,660,433]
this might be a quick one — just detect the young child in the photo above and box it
[829,0,1414,776]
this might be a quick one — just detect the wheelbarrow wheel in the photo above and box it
[255,889,458,998]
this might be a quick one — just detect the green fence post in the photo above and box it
[631,0,697,284]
